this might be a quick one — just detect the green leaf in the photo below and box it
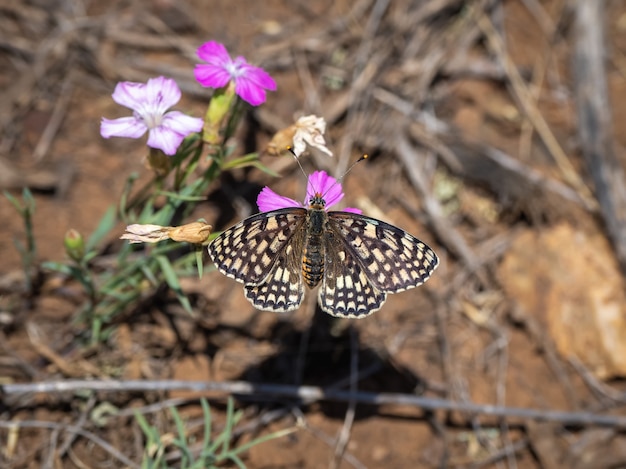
[135,411,165,468]
[86,206,117,252]
[119,172,139,221]
[3,191,22,213]
[140,264,159,286]
[195,247,204,278]
[134,412,153,439]
[220,153,259,171]
[4,188,36,215]
[226,453,246,469]
[171,406,194,464]
[221,398,235,455]
[91,317,102,345]
[201,399,212,451]
[41,261,74,275]
[249,161,281,177]
[156,190,207,202]
[155,255,192,314]
[230,427,296,456]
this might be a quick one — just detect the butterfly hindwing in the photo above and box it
[244,262,304,312]
[327,212,439,293]
[319,230,387,317]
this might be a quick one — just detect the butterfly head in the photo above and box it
[308,192,327,210]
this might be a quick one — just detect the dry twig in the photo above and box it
[395,134,488,285]
[477,12,598,212]
[3,379,626,429]
[573,0,626,275]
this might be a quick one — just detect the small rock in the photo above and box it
[499,223,626,379]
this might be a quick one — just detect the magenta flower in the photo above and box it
[194,41,276,106]
[257,171,361,214]
[100,76,204,155]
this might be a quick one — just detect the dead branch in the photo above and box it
[3,379,626,429]
[573,0,626,275]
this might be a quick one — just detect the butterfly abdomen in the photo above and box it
[302,207,326,288]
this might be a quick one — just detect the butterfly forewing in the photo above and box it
[208,208,307,285]
[327,212,439,293]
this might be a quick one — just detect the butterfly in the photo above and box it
[208,171,438,318]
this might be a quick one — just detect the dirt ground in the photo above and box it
[2,0,626,468]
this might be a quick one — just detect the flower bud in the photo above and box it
[203,82,236,144]
[146,148,171,176]
[64,229,85,262]
[121,222,212,245]
[168,222,212,244]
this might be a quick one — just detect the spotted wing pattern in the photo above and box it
[319,234,387,317]
[208,208,307,312]
[209,207,439,317]
[318,212,439,318]
[243,242,305,312]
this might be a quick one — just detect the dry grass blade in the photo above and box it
[477,12,598,211]
[0,420,140,469]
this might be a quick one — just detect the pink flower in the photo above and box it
[101,76,204,155]
[257,171,361,214]
[194,41,276,106]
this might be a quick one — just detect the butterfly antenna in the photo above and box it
[287,146,309,182]
[336,154,369,186]
[318,154,369,199]
[286,147,368,201]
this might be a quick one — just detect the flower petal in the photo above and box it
[298,115,326,133]
[293,115,332,157]
[234,76,267,106]
[194,64,232,89]
[307,170,331,194]
[237,62,277,90]
[323,185,344,208]
[291,134,307,157]
[146,126,184,155]
[145,76,181,113]
[121,224,171,243]
[103,77,204,154]
[306,171,344,208]
[100,116,147,139]
[257,187,302,212]
[111,81,148,110]
[197,41,232,66]
[306,135,333,156]
[161,111,204,135]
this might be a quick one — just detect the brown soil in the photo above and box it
[2,1,626,468]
